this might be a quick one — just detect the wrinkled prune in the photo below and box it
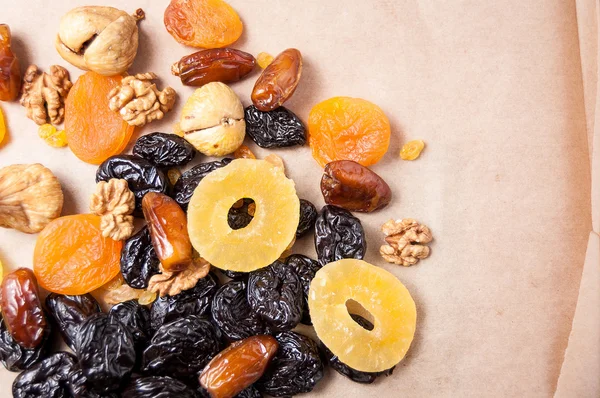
[121,227,160,289]
[133,132,196,168]
[76,313,136,393]
[0,268,48,349]
[285,255,321,325]
[257,332,323,396]
[142,315,221,382]
[96,155,168,213]
[247,261,303,332]
[45,293,100,351]
[109,300,151,356]
[67,368,120,398]
[150,272,219,331]
[296,199,318,238]
[314,205,366,265]
[220,269,248,280]
[172,158,233,210]
[123,376,198,398]
[227,198,255,230]
[244,105,306,148]
[12,352,76,398]
[211,280,266,341]
[0,313,49,372]
[236,386,263,398]
[319,314,394,384]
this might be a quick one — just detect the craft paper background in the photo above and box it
[0,0,596,396]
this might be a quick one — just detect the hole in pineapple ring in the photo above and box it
[227,198,256,230]
[345,299,375,331]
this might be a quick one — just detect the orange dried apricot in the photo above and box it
[33,214,123,295]
[164,0,243,49]
[308,97,391,167]
[65,72,135,164]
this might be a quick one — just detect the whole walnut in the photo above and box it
[55,6,144,76]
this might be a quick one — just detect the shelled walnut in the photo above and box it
[20,65,72,125]
[90,178,135,240]
[148,257,211,297]
[379,219,432,266]
[108,72,176,127]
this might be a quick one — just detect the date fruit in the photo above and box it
[314,205,366,265]
[12,352,76,398]
[45,293,100,351]
[0,24,21,101]
[142,192,192,272]
[321,160,392,212]
[251,48,302,112]
[0,313,50,372]
[172,48,255,87]
[0,268,48,349]
[200,335,278,398]
[244,105,306,148]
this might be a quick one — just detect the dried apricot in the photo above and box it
[164,0,243,49]
[33,214,123,295]
[308,97,391,167]
[65,72,135,164]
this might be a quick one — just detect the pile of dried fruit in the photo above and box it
[0,0,435,396]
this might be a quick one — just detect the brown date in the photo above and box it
[0,268,47,349]
[172,48,256,87]
[142,192,192,272]
[321,160,392,212]
[0,24,21,101]
[199,335,278,398]
[251,48,302,112]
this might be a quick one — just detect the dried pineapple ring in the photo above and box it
[188,158,299,272]
[309,259,417,372]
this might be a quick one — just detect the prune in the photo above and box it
[0,268,48,349]
[12,352,77,398]
[109,300,151,354]
[45,293,100,351]
[251,49,302,112]
[257,332,323,396]
[142,315,221,382]
[133,132,196,168]
[76,313,136,393]
[172,48,256,87]
[211,280,266,341]
[227,198,254,230]
[247,261,303,332]
[0,313,49,372]
[96,155,168,213]
[123,376,198,398]
[236,386,263,398]
[296,199,318,237]
[244,105,306,148]
[220,269,248,280]
[285,255,321,325]
[321,160,392,212]
[172,158,233,210]
[319,314,394,384]
[121,227,160,289]
[150,272,219,331]
[314,205,366,265]
[67,368,119,398]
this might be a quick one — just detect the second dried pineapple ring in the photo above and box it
[188,158,299,272]
[309,259,417,372]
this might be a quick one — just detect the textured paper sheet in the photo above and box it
[0,0,594,396]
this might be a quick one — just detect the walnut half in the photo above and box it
[20,65,72,125]
[379,218,433,266]
[89,178,135,240]
[148,257,211,297]
[0,164,64,233]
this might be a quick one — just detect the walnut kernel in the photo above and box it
[90,178,135,240]
[20,65,72,125]
[148,257,211,297]
[379,218,432,266]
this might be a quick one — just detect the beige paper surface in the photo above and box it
[0,0,595,396]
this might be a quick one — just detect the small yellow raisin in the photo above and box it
[138,290,157,305]
[400,140,425,160]
[256,52,274,69]
[38,124,68,148]
[167,168,182,186]
[0,106,6,145]
[233,144,256,159]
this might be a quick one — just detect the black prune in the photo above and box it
[142,315,221,382]
[133,132,196,168]
[12,352,77,398]
[66,368,120,398]
[123,376,199,398]
[296,199,318,238]
[285,254,321,325]
[150,272,219,331]
[96,155,168,213]
[219,269,248,280]
[314,204,366,265]
[172,159,233,210]
[211,280,266,341]
[244,105,306,148]
[257,332,323,397]
[76,313,136,393]
[0,313,49,372]
[319,314,394,384]
[109,300,151,357]
[236,386,263,398]
[45,293,100,351]
[121,227,160,289]
[227,198,255,230]
[247,261,303,332]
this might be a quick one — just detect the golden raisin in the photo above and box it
[233,144,256,159]
[400,140,425,160]
[167,168,182,186]
[256,52,274,69]
[38,124,68,148]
